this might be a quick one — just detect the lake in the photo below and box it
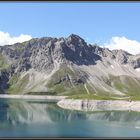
[0,98,140,138]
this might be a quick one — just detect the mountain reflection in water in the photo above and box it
[0,99,87,126]
[1,99,140,137]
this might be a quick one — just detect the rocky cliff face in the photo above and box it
[0,34,140,99]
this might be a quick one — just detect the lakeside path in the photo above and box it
[57,99,140,112]
[0,94,67,101]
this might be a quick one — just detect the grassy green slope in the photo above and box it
[4,63,140,101]
[102,74,140,100]
[7,73,29,94]
[46,64,89,95]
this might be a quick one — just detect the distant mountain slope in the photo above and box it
[0,34,140,99]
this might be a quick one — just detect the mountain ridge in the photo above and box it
[0,34,140,100]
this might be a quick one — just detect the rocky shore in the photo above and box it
[57,99,140,112]
[1,94,140,112]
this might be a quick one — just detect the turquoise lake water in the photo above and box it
[0,98,140,138]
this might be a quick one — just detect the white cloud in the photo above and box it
[101,36,140,55]
[0,31,32,46]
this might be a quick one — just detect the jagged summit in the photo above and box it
[0,34,139,71]
[67,33,85,41]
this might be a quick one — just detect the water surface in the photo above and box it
[0,98,140,137]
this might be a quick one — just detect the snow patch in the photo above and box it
[110,65,114,69]
[135,68,140,72]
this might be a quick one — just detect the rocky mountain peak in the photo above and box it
[67,34,84,41]
[66,34,87,47]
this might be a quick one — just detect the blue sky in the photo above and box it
[0,2,140,43]
[1,2,140,54]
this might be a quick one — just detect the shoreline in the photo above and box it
[57,99,140,112]
[1,94,140,112]
[0,94,67,101]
